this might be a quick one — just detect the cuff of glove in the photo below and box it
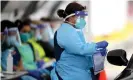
[96,48,107,56]
[96,41,108,48]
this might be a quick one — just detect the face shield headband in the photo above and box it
[64,11,88,21]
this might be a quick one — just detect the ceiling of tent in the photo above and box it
[1,1,89,21]
[2,1,30,12]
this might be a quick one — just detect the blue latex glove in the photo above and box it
[96,48,107,56]
[96,41,108,48]
[28,70,42,80]
[36,60,45,68]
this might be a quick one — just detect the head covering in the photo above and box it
[18,19,31,31]
[1,20,16,32]
[57,2,86,18]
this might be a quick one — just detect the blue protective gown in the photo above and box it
[51,23,97,80]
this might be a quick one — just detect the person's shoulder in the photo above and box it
[61,23,73,28]
[58,23,76,32]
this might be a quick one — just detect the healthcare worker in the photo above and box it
[1,20,37,80]
[16,20,46,64]
[1,20,18,71]
[51,2,108,80]
[40,18,55,47]
[18,20,51,80]
[15,19,38,70]
[34,23,55,59]
[29,22,54,63]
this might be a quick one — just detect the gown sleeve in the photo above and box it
[57,26,97,56]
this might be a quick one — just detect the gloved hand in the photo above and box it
[28,69,42,80]
[96,48,107,56]
[96,41,108,48]
[36,60,45,68]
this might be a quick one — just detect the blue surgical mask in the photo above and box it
[20,33,31,43]
[75,17,86,29]
[7,36,20,47]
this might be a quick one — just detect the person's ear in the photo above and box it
[72,16,77,24]
[67,16,77,24]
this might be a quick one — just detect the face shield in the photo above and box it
[29,23,42,41]
[35,24,44,40]
[75,11,88,17]
[7,27,21,47]
[34,23,54,42]
[20,24,33,43]
[43,23,54,40]
[75,11,88,29]
[65,11,88,29]
[30,24,38,38]
[64,11,88,20]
